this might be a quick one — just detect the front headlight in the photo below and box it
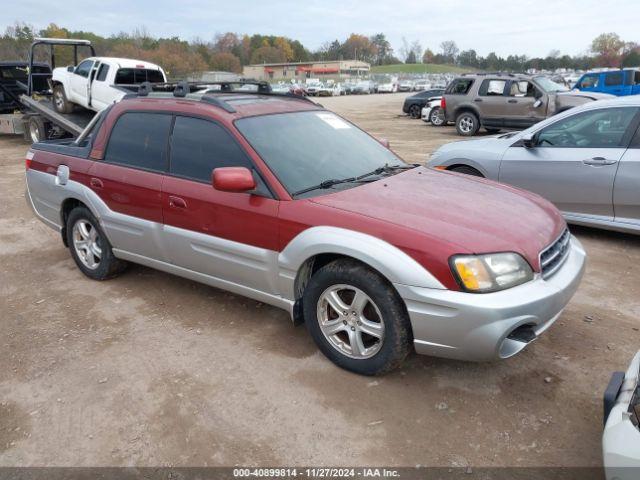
[451,253,533,293]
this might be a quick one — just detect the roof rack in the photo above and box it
[119,79,319,112]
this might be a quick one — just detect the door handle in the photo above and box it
[583,157,617,166]
[474,98,483,102]
[90,177,103,189]
[168,196,187,209]
[508,99,518,103]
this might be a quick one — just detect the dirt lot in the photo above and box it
[0,92,639,468]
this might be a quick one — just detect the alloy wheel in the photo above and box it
[459,115,475,133]
[316,284,385,359]
[72,219,102,270]
[29,122,40,143]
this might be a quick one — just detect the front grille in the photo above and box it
[540,229,571,279]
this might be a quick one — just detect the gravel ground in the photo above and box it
[0,92,639,468]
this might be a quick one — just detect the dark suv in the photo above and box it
[442,73,612,136]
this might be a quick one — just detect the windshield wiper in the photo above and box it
[291,163,417,197]
[355,163,416,181]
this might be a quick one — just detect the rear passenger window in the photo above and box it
[104,113,172,172]
[479,79,506,96]
[446,79,474,95]
[96,64,109,82]
[169,116,252,182]
[605,72,623,86]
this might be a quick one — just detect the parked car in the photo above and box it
[0,61,52,113]
[442,73,612,136]
[603,350,639,480]
[270,82,291,94]
[429,96,640,234]
[317,83,343,97]
[377,80,398,93]
[398,80,413,92]
[414,80,431,91]
[574,69,640,96]
[342,81,356,95]
[25,86,585,375]
[353,80,374,94]
[52,57,167,113]
[421,96,446,126]
[402,89,445,118]
[306,82,322,96]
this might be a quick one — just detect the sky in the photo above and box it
[6,0,640,58]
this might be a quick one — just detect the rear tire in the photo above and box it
[455,111,480,136]
[409,104,421,119]
[66,207,128,281]
[303,259,412,375]
[430,107,445,126]
[53,85,74,114]
[450,165,483,177]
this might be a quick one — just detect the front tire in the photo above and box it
[455,111,480,136]
[66,207,127,280]
[53,85,74,114]
[450,165,483,177]
[303,259,412,375]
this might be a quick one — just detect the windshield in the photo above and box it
[534,76,569,93]
[235,111,405,197]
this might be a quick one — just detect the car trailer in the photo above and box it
[0,38,97,143]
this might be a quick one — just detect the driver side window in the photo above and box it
[75,60,93,78]
[536,107,638,148]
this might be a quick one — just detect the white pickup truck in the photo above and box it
[51,57,167,113]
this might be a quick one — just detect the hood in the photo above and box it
[557,90,614,100]
[310,167,565,271]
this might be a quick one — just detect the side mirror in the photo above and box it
[212,167,256,193]
[67,66,75,73]
[378,138,390,148]
[533,99,543,108]
[522,132,536,148]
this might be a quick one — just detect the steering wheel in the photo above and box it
[555,131,577,146]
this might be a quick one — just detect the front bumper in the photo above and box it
[421,106,433,122]
[394,236,586,361]
[603,351,640,480]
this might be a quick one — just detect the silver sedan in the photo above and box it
[428,96,640,234]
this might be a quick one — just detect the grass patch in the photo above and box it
[371,63,472,74]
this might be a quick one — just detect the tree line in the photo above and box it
[0,22,637,79]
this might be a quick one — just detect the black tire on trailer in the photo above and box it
[53,85,74,114]
[26,116,48,144]
[450,165,484,177]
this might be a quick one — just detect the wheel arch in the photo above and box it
[446,162,486,177]
[453,105,481,120]
[60,197,91,247]
[278,226,446,323]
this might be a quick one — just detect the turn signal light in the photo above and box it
[440,97,446,110]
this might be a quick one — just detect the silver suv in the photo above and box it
[442,73,613,136]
